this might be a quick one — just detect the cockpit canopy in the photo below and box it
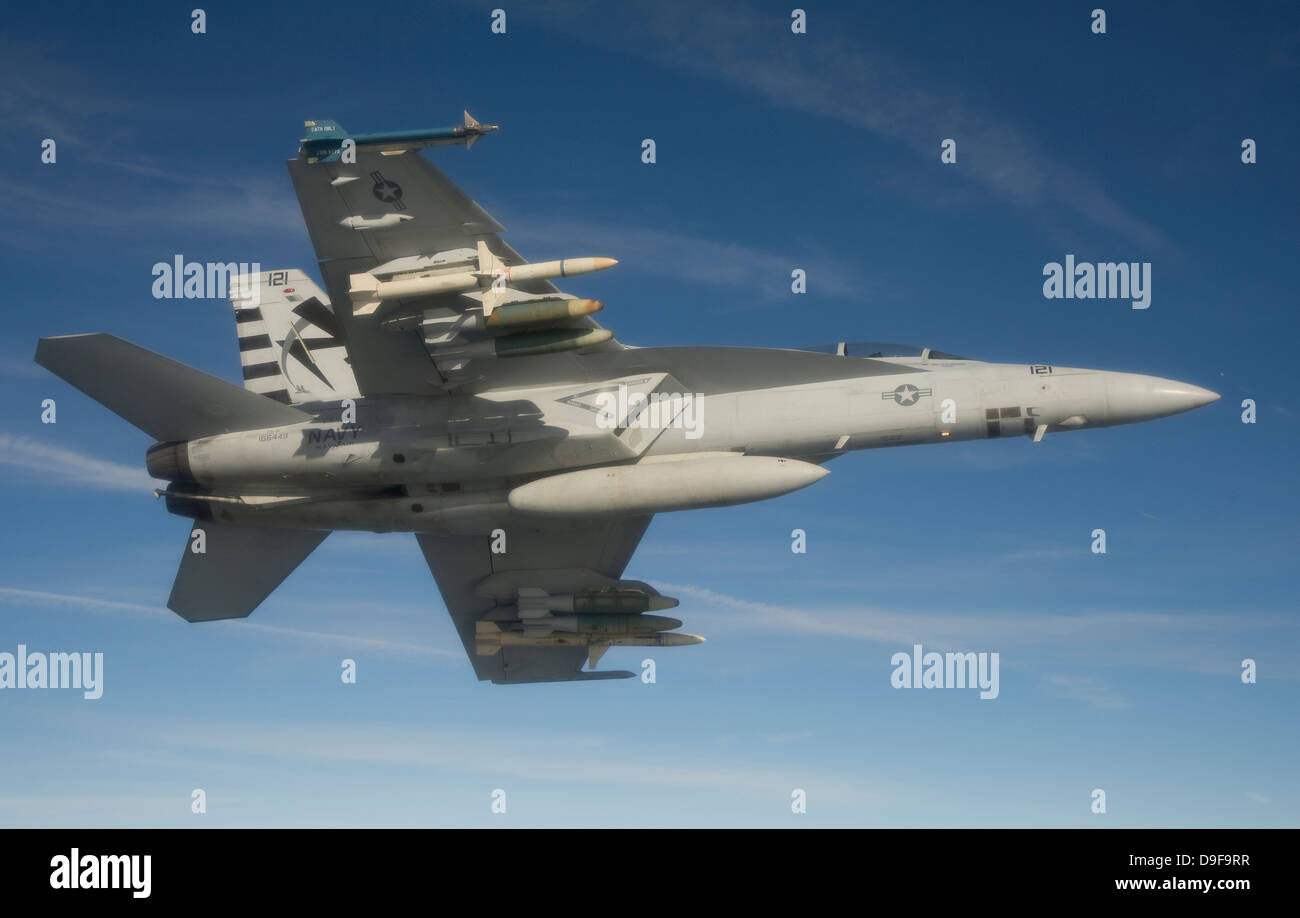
[799,341,969,360]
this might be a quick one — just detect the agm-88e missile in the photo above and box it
[350,257,617,315]
[437,327,614,360]
[515,587,679,617]
[475,620,705,657]
[423,299,604,336]
[520,614,684,636]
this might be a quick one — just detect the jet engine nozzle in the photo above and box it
[146,441,194,482]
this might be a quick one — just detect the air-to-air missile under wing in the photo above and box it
[33,113,1220,684]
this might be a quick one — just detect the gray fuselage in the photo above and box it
[150,345,1217,532]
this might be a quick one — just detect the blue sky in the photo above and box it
[1,0,1297,827]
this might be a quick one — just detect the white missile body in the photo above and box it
[350,257,617,315]
[507,453,830,516]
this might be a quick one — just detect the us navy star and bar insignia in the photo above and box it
[882,383,933,406]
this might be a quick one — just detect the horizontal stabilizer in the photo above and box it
[35,334,310,442]
[168,521,329,622]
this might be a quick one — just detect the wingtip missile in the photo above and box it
[298,111,500,163]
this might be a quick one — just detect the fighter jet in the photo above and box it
[34,115,1219,684]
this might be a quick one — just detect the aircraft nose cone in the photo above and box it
[1106,374,1220,424]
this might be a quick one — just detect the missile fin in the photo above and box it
[348,272,382,316]
[476,240,496,275]
[587,643,610,669]
[516,587,552,619]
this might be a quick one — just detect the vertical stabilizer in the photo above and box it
[231,270,360,404]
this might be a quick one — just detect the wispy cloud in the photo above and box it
[0,587,168,620]
[156,721,887,806]
[233,621,459,660]
[0,38,300,241]
[0,37,135,146]
[0,355,48,380]
[651,581,1300,678]
[0,176,302,237]
[0,434,156,492]
[0,587,457,660]
[994,546,1086,563]
[511,218,871,302]
[525,0,1175,256]
[761,729,816,745]
[1042,673,1127,710]
[655,580,1195,644]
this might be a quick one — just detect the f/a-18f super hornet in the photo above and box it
[35,113,1219,684]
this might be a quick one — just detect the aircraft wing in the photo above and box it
[286,145,618,397]
[415,515,654,684]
